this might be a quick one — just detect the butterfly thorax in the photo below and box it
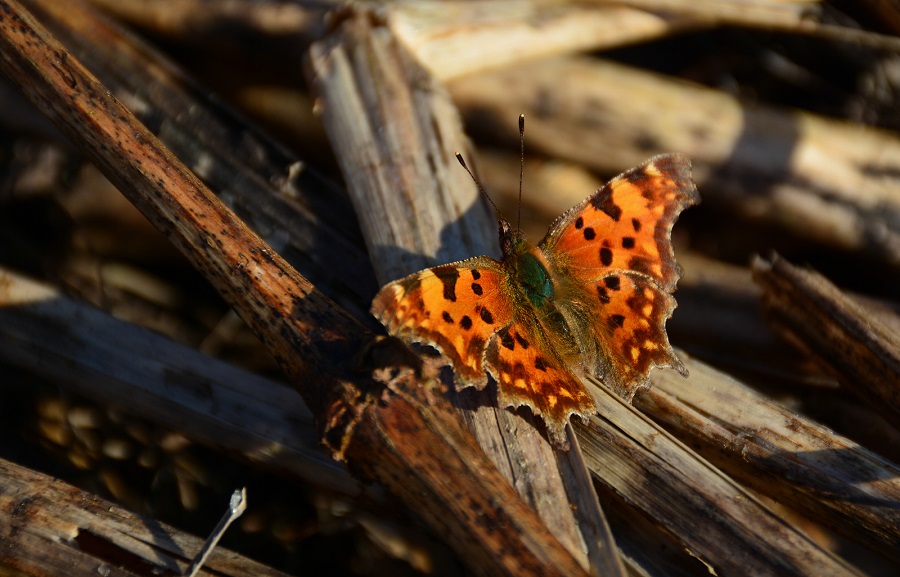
[517,251,555,309]
[499,222,554,307]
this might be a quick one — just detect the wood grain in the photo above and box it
[305,8,620,575]
[581,379,863,577]
[637,355,900,563]
[27,0,378,321]
[0,267,354,494]
[448,56,900,267]
[0,457,289,577]
[752,254,900,425]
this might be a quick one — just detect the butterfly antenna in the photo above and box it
[518,114,525,232]
[455,152,502,218]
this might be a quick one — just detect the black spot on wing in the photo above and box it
[604,276,620,290]
[438,268,460,302]
[460,315,473,330]
[631,218,641,232]
[575,217,584,229]
[472,283,483,296]
[534,357,549,371]
[624,167,650,186]
[597,286,610,304]
[600,247,613,266]
[592,190,622,222]
[442,311,454,324]
[622,237,635,249]
[500,329,515,350]
[583,227,596,240]
[471,269,481,280]
[514,332,530,349]
[479,307,494,324]
[628,255,654,277]
[608,314,625,329]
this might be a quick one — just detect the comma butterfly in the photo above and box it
[371,152,699,447]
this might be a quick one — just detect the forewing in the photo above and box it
[371,257,514,389]
[540,153,699,290]
[486,323,596,447]
[539,154,698,397]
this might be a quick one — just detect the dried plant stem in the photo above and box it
[306,9,622,575]
[0,267,354,493]
[581,379,864,577]
[448,56,900,266]
[599,0,900,51]
[27,0,378,320]
[0,458,288,576]
[637,356,900,563]
[752,254,900,424]
[384,0,703,81]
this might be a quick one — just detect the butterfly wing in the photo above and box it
[371,257,515,389]
[372,256,596,446]
[539,153,699,397]
[485,322,596,447]
[373,154,696,444]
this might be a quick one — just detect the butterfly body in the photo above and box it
[502,233,587,367]
[372,154,699,447]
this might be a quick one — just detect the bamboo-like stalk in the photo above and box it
[752,254,900,424]
[447,56,900,266]
[305,9,622,575]
[0,457,290,576]
[0,267,355,494]
[636,355,900,563]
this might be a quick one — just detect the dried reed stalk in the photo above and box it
[637,355,900,563]
[447,56,900,266]
[579,377,863,577]
[305,9,622,575]
[752,254,900,425]
[0,457,290,576]
[27,0,378,321]
[384,0,703,81]
[0,267,354,494]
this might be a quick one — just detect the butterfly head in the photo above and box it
[498,218,529,259]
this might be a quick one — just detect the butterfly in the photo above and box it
[371,153,699,447]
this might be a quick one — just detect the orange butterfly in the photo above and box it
[372,153,699,447]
